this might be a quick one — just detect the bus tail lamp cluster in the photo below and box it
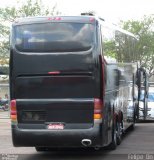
[94,98,103,120]
[10,100,17,123]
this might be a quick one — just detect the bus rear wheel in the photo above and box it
[116,121,123,145]
[108,122,117,150]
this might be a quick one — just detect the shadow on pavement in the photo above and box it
[16,149,129,160]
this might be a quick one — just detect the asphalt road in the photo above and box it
[0,117,154,160]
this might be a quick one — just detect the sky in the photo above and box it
[0,0,154,23]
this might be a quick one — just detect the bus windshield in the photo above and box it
[14,22,95,52]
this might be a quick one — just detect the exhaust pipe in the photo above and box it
[81,139,92,147]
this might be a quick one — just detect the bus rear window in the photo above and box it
[14,22,95,52]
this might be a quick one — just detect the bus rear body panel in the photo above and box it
[10,17,104,148]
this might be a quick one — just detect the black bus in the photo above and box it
[10,15,144,151]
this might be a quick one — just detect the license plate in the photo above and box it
[47,123,64,130]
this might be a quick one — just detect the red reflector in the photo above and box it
[89,17,95,22]
[48,71,60,75]
[48,17,52,20]
[11,111,17,115]
[11,100,17,115]
[94,109,102,114]
[55,17,61,20]
[11,100,16,108]
[48,17,61,21]
[94,98,103,109]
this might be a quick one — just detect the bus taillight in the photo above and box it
[94,98,103,120]
[48,71,60,75]
[10,100,17,123]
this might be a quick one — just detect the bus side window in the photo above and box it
[114,69,120,86]
[101,26,116,58]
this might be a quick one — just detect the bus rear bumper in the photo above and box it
[11,124,103,148]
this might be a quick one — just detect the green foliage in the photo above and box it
[121,15,154,77]
[103,40,117,58]
[0,0,59,65]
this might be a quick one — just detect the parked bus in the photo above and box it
[9,15,146,151]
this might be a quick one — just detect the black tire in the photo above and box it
[116,122,122,145]
[135,104,139,122]
[108,122,117,150]
[134,106,138,123]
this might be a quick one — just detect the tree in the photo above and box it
[120,15,154,78]
[0,0,59,66]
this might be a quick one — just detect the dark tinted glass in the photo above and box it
[14,22,94,52]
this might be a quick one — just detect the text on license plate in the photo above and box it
[47,123,64,130]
